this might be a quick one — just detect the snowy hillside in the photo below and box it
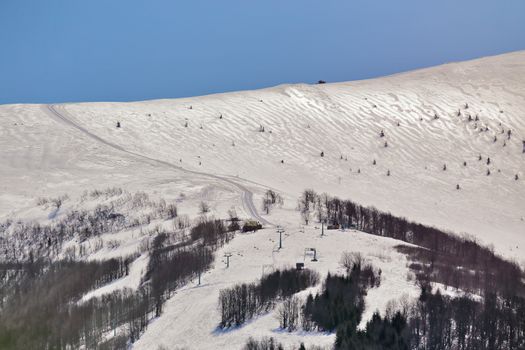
[0,51,524,349]
[2,51,524,260]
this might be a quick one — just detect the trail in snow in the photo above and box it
[38,48,525,261]
[1,51,524,350]
[45,104,272,226]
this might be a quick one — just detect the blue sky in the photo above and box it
[1,0,524,104]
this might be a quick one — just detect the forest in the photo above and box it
[245,249,525,349]
[297,189,524,297]
[1,186,524,349]
[290,189,525,349]
[0,189,238,349]
[219,268,319,328]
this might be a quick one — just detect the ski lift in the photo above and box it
[304,248,318,262]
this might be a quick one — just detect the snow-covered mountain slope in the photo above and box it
[1,51,525,350]
[2,51,523,261]
[134,224,420,350]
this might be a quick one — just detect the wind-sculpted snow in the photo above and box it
[0,51,525,349]
[45,104,272,226]
[3,51,521,259]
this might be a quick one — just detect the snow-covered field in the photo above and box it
[134,222,420,350]
[1,51,524,349]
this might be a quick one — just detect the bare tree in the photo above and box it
[277,296,300,332]
[262,190,283,214]
[339,251,365,273]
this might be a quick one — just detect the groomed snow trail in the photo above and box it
[45,104,272,226]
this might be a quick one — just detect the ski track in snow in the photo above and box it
[1,51,525,349]
[45,104,272,227]
[33,52,525,262]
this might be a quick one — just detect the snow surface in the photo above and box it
[1,51,525,348]
[133,223,420,350]
[80,253,149,303]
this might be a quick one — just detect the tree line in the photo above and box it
[242,257,381,349]
[218,268,319,328]
[336,283,525,350]
[0,214,237,349]
[190,218,233,248]
[146,232,214,317]
[403,285,525,350]
[248,253,525,349]
[297,189,524,297]
[243,337,328,350]
[302,262,380,334]
[0,256,136,349]
[292,190,525,349]
[0,188,181,263]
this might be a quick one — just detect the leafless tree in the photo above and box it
[277,296,300,332]
[339,251,365,273]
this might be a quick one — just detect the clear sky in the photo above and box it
[1,0,524,104]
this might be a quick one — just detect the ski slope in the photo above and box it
[61,51,525,264]
[133,223,420,350]
[4,51,523,259]
[0,51,524,349]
